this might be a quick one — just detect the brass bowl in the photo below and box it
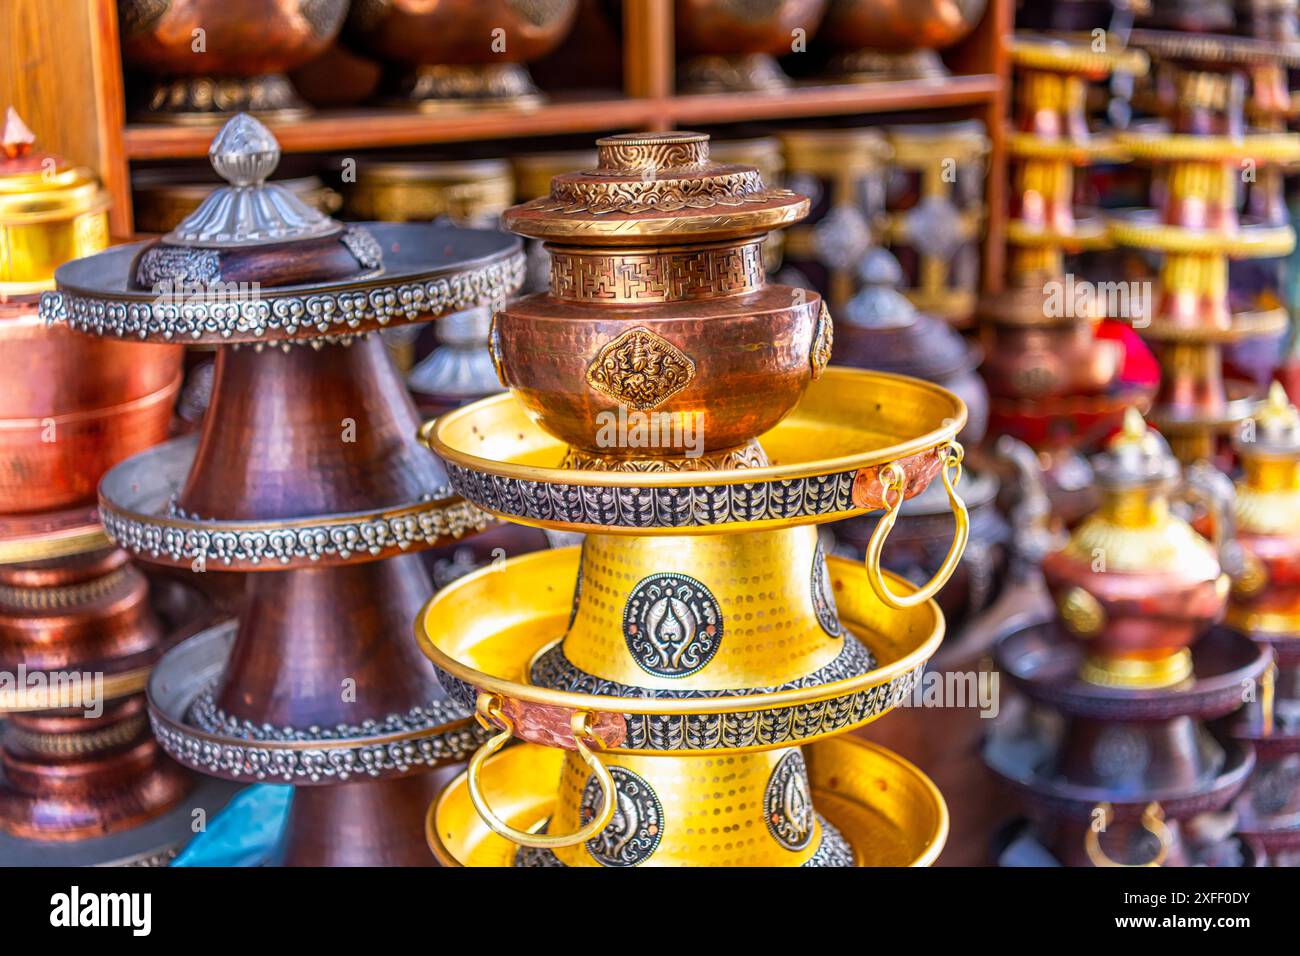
[821,0,988,54]
[423,366,967,534]
[118,0,348,121]
[415,546,944,754]
[337,158,513,228]
[427,734,948,866]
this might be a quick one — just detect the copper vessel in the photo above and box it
[0,115,183,515]
[418,133,969,867]
[343,0,579,111]
[43,114,526,865]
[986,411,1268,867]
[117,0,348,123]
[675,0,828,92]
[820,0,988,80]
[496,132,818,466]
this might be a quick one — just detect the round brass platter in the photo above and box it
[415,547,943,755]
[427,734,948,867]
[423,367,966,535]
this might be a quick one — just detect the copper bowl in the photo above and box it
[491,287,822,455]
[821,0,987,54]
[345,0,578,67]
[675,0,829,57]
[119,0,346,77]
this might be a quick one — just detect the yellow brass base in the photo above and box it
[427,735,948,867]
[1080,649,1194,690]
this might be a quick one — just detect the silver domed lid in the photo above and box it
[1236,382,1300,458]
[165,113,341,248]
[1092,407,1181,489]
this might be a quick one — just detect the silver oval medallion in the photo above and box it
[622,572,723,678]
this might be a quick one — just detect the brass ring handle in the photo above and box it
[1085,802,1172,868]
[865,443,969,610]
[465,696,616,850]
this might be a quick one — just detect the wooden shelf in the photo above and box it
[668,74,1001,125]
[123,95,662,160]
[123,75,1002,160]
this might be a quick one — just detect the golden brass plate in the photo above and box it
[428,734,948,867]
[416,547,942,754]
[423,366,966,535]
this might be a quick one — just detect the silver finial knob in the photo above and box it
[209,113,280,187]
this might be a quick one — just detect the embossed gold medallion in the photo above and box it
[585,327,696,410]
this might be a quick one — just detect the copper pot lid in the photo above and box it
[39,114,524,344]
[503,131,807,244]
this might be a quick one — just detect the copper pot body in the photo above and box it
[981,320,1124,401]
[0,299,182,514]
[344,0,578,67]
[118,0,347,76]
[494,285,820,456]
[821,0,987,53]
[675,0,828,56]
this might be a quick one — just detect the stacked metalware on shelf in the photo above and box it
[417,132,968,866]
[39,114,525,865]
[979,33,1151,525]
[0,111,223,866]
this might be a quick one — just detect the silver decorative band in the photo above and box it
[437,663,924,752]
[444,461,858,531]
[148,701,487,785]
[99,496,493,570]
[39,252,525,346]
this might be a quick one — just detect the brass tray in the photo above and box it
[423,367,966,535]
[427,734,948,867]
[416,547,942,755]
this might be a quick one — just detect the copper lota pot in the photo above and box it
[819,0,988,80]
[342,0,579,111]
[117,0,348,123]
[0,112,181,514]
[675,0,829,92]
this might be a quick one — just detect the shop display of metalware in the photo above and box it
[675,0,828,93]
[1225,384,1300,859]
[415,132,969,867]
[980,35,1150,524]
[985,410,1270,866]
[342,0,579,111]
[883,121,990,328]
[40,114,527,866]
[0,112,230,865]
[779,128,891,314]
[117,0,348,124]
[1114,29,1300,464]
[132,168,341,235]
[819,0,988,81]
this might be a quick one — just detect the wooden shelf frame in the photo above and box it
[4,0,1012,289]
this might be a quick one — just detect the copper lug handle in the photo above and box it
[465,693,616,850]
[865,442,969,610]
[1085,802,1172,868]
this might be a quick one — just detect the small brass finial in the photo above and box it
[2,107,36,160]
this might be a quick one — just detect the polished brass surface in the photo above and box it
[339,158,513,227]
[424,366,966,535]
[415,546,943,750]
[429,734,947,867]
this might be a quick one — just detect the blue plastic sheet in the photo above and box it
[171,784,292,867]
